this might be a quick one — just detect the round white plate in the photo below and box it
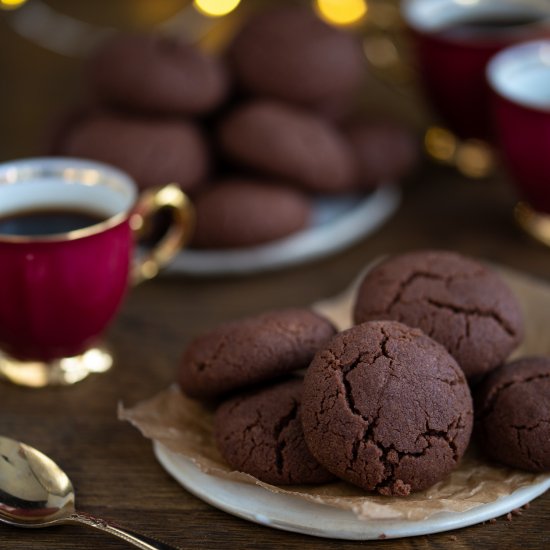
[154,442,550,540]
[166,186,400,276]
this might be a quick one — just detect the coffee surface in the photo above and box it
[0,208,105,237]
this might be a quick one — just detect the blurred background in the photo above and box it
[0,0,426,159]
[1,0,550,275]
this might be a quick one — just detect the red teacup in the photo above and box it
[0,158,194,387]
[402,0,550,138]
[487,40,550,240]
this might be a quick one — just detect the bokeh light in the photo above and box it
[0,0,28,10]
[425,127,495,178]
[193,0,241,18]
[314,0,368,26]
[455,139,494,179]
[515,202,550,248]
[424,127,457,164]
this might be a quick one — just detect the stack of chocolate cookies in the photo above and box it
[178,250,549,495]
[52,6,419,250]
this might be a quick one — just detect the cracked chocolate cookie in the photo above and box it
[192,178,311,249]
[215,378,334,484]
[353,250,524,379]
[179,308,336,399]
[301,320,473,495]
[227,6,364,107]
[89,34,229,115]
[59,110,209,191]
[475,357,550,472]
[217,100,356,193]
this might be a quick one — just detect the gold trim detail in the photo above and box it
[130,183,195,285]
[0,159,136,243]
[0,211,130,244]
[0,346,113,387]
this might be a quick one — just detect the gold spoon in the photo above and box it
[0,436,178,549]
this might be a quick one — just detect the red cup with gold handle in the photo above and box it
[0,157,194,387]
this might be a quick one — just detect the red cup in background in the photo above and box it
[402,0,550,139]
[487,40,550,215]
[0,158,194,387]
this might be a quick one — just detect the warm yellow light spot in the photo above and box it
[515,202,550,247]
[155,183,185,208]
[455,139,495,179]
[0,0,28,10]
[424,127,457,164]
[314,0,367,26]
[193,0,241,18]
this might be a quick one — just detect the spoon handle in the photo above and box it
[68,512,179,550]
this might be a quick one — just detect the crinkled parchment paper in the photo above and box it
[119,265,550,522]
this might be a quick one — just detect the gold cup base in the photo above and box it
[514,202,550,247]
[0,346,113,387]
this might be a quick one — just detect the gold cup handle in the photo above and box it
[129,183,194,285]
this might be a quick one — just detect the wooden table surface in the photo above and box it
[1,2,549,549]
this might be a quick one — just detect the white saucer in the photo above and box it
[166,186,400,276]
[154,442,550,540]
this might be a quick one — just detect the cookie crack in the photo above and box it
[477,373,550,421]
[340,330,394,424]
[274,399,298,475]
[386,271,445,314]
[347,418,383,472]
[348,429,368,471]
[341,362,368,421]
[513,426,545,470]
[196,335,228,372]
[512,419,550,431]
[238,410,263,468]
[371,446,409,496]
[344,328,398,475]
[434,376,462,387]
[370,412,464,495]
[426,298,516,337]
[379,327,394,361]
[420,420,460,462]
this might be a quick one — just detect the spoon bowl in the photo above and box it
[0,436,74,527]
[0,436,177,549]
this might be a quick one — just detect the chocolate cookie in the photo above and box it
[192,178,311,249]
[215,378,335,484]
[302,321,473,495]
[227,6,364,107]
[59,111,209,191]
[218,100,356,193]
[179,309,336,399]
[353,251,524,379]
[476,357,550,472]
[89,33,229,115]
[344,121,419,189]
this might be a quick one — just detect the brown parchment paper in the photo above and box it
[119,265,550,522]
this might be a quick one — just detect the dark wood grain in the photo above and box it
[0,3,549,549]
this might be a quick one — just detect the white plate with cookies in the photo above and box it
[154,441,550,540]
[121,255,550,540]
[167,186,400,276]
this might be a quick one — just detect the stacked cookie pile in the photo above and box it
[178,250,550,495]
[52,6,418,249]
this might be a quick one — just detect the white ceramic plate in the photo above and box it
[166,186,400,276]
[154,442,550,540]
